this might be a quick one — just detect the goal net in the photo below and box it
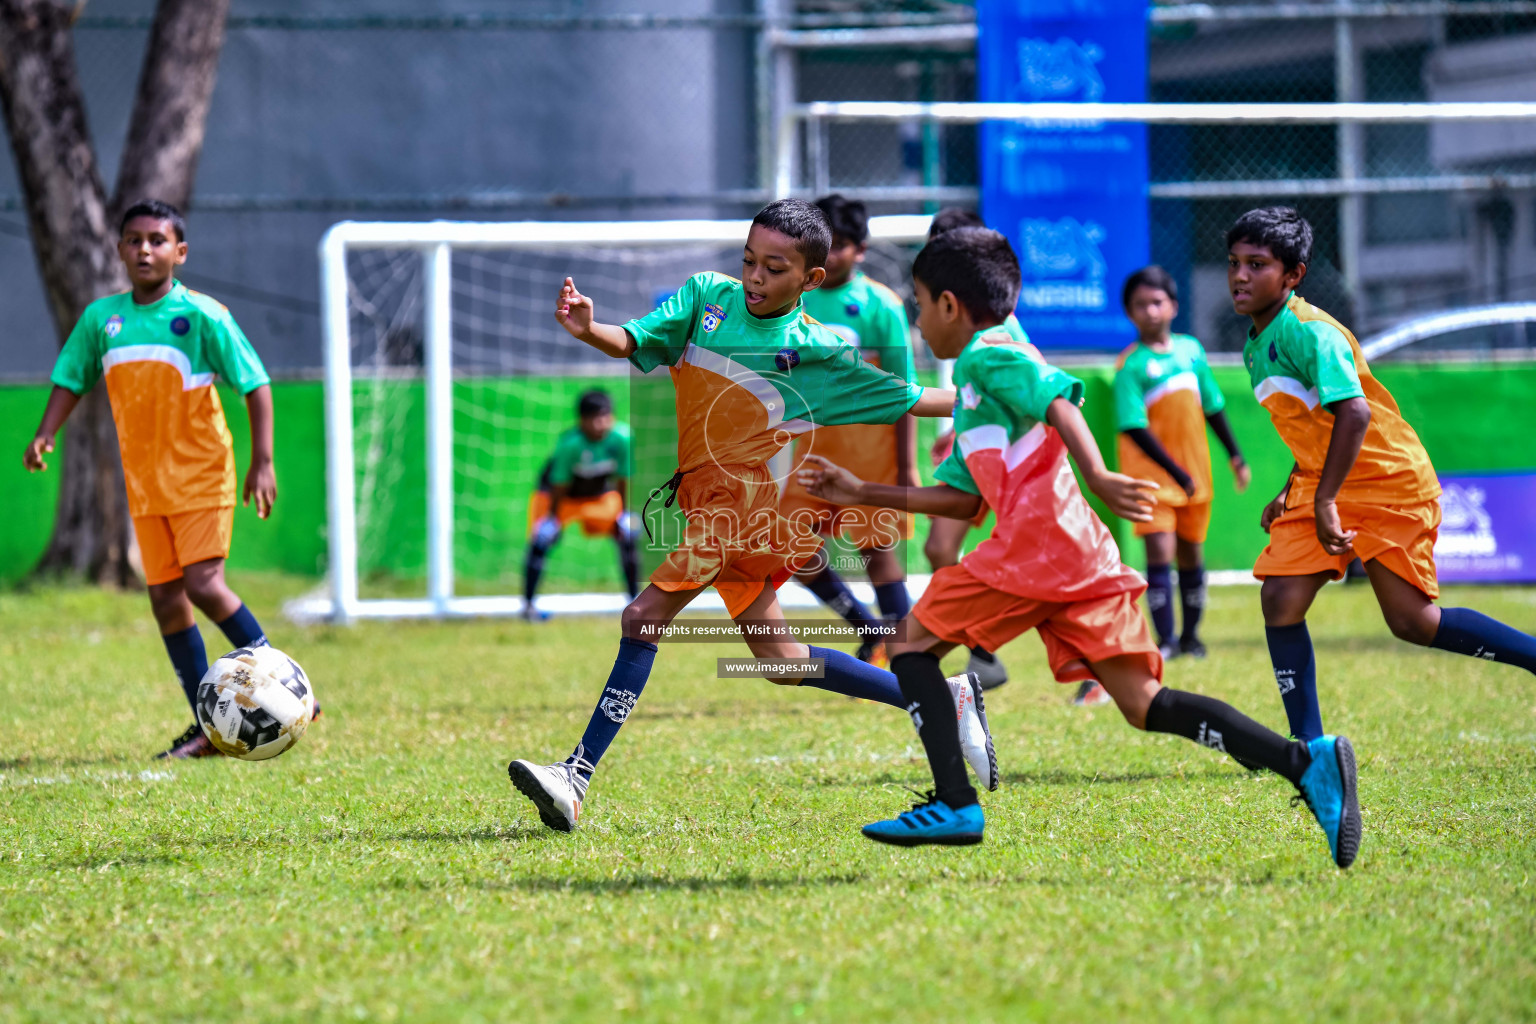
[299,216,934,622]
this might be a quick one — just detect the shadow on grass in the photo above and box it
[376,872,870,895]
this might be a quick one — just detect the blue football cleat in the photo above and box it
[861,794,984,847]
[1295,735,1361,868]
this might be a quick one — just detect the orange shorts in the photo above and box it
[528,490,624,538]
[651,464,822,618]
[1135,499,1211,542]
[779,479,914,550]
[133,506,234,586]
[1253,498,1440,598]
[912,562,1163,684]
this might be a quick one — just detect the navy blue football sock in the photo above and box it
[873,581,911,623]
[1265,621,1323,742]
[803,567,881,638]
[803,646,905,707]
[1178,565,1206,643]
[569,637,657,778]
[215,604,266,650]
[1146,564,1175,647]
[1431,607,1536,673]
[162,625,209,714]
[891,651,977,809]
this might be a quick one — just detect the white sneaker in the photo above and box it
[947,671,999,792]
[966,649,1009,691]
[508,756,591,832]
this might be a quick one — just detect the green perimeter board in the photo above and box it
[4,361,1535,586]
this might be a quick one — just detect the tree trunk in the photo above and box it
[0,0,230,585]
[113,0,229,214]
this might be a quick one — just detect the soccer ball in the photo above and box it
[195,645,316,761]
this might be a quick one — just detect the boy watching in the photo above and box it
[777,194,918,665]
[799,227,1361,869]
[1229,207,1536,743]
[506,199,995,833]
[523,389,639,619]
[23,199,298,759]
[1114,265,1250,659]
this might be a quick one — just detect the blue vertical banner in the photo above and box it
[978,0,1149,350]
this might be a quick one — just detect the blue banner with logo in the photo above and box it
[978,0,1149,350]
[1434,473,1536,583]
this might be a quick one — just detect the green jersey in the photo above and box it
[624,272,923,472]
[801,271,914,383]
[546,423,632,498]
[1112,334,1224,503]
[49,281,269,516]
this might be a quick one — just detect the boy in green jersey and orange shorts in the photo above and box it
[25,200,305,759]
[1228,207,1536,744]
[507,200,998,834]
[1113,265,1250,659]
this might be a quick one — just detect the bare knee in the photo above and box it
[1383,605,1438,646]
[147,581,193,632]
[924,537,956,570]
[1260,576,1320,627]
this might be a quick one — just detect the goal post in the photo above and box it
[303,215,935,624]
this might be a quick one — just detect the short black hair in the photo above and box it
[814,193,869,246]
[578,389,612,418]
[1226,206,1313,270]
[751,198,831,269]
[912,227,1020,323]
[927,207,986,240]
[1121,265,1179,309]
[120,199,186,242]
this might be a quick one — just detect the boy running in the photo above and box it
[777,195,917,665]
[523,389,639,619]
[1114,265,1250,659]
[24,200,297,759]
[1229,207,1536,742]
[506,200,995,833]
[800,227,1362,868]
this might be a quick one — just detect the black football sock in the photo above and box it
[215,603,266,649]
[524,533,554,607]
[1145,687,1311,785]
[1178,565,1206,643]
[615,530,641,600]
[803,566,881,639]
[162,625,209,714]
[1146,564,1175,647]
[969,646,997,664]
[873,581,911,623]
[890,651,977,808]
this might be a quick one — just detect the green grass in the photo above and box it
[2,575,1534,1022]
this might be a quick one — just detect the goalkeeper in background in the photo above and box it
[523,390,639,619]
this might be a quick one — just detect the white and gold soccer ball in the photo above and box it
[195,645,316,761]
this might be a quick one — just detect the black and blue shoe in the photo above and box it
[861,793,984,847]
[1294,735,1361,868]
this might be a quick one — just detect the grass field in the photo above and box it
[2,574,1534,1022]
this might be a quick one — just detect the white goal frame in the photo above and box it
[305,215,935,623]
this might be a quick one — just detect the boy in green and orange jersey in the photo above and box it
[800,226,1361,867]
[777,195,919,664]
[1113,265,1250,659]
[1228,206,1536,744]
[24,200,304,759]
[506,199,997,834]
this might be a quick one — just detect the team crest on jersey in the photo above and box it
[701,303,727,333]
[1145,358,1163,377]
[959,382,981,410]
[103,315,123,339]
[844,301,860,317]
[170,316,191,336]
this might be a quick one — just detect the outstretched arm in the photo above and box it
[909,387,957,418]
[555,277,637,359]
[243,385,277,518]
[797,454,982,519]
[1046,397,1157,523]
[1206,409,1251,491]
[23,386,81,472]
